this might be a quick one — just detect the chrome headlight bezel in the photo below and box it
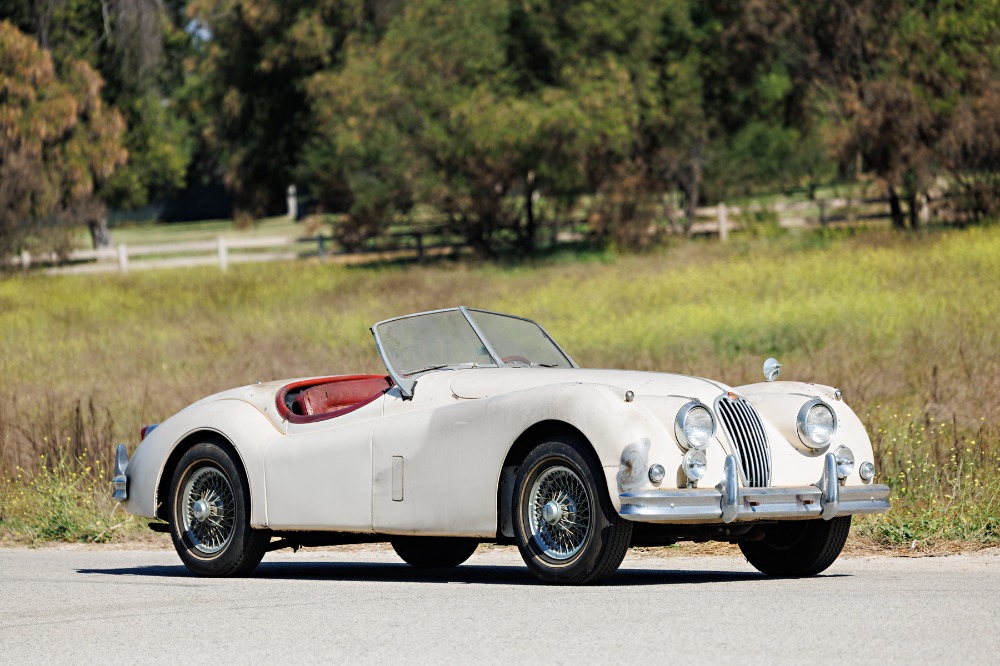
[796,398,838,450]
[674,401,717,451]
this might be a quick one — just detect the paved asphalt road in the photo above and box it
[1,545,998,664]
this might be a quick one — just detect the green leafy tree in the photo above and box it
[2,0,198,225]
[308,0,640,255]
[801,0,1000,227]
[0,21,126,258]
[186,0,374,220]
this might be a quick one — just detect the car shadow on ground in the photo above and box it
[76,560,845,586]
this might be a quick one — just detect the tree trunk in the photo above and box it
[684,145,703,234]
[907,191,919,229]
[887,185,905,230]
[87,215,112,249]
[521,180,536,256]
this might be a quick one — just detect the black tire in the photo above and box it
[168,442,270,577]
[390,536,479,568]
[512,436,632,585]
[739,516,851,577]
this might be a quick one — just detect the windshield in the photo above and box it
[375,310,497,377]
[372,307,575,397]
[467,311,573,368]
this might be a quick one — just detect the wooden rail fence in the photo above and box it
[5,194,934,275]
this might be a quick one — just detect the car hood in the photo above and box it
[448,367,729,401]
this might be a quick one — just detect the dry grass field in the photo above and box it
[1,224,998,547]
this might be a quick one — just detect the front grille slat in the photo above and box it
[717,395,771,487]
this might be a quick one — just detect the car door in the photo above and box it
[262,397,383,531]
[370,383,503,538]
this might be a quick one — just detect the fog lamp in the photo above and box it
[859,461,875,483]
[834,446,855,480]
[648,464,666,484]
[682,449,707,483]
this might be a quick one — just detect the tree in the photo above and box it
[800,0,1000,228]
[186,0,375,221]
[0,21,127,259]
[307,0,640,255]
[0,1,199,240]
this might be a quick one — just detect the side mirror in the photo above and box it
[763,357,782,382]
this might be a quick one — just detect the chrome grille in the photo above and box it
[716,395,771,487]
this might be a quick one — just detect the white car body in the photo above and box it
[115,307,890,583]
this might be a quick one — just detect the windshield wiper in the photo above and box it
[403,364,452,376]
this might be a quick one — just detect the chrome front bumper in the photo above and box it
[619,453,890,523]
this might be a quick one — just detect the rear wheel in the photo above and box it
[739,516,851,577]
[512,437,632,585]
[390,536,479,568]
[169,442,269,577]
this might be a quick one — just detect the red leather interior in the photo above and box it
[294,376,392,416]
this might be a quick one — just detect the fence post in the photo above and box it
[317,235,326,259]
[20,250,30,272]
[286,185,298,220]
[218,236,229,272]
[117,244,129,274]
[819,199,827,226]
[415,232,424,262]
[717,202,729,242]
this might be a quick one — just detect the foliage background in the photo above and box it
[2,1,999,255]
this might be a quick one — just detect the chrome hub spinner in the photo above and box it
[542,500,563,525]
[192,499,211,522]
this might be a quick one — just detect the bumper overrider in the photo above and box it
[619,452,890,523]
[112,443,128,502]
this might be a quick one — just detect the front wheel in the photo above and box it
[739,516,851,577]
[168,442,270,577]
[512,437,632,585]
[390,536,479,568]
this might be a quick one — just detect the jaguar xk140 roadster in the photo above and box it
[114,307,890,584]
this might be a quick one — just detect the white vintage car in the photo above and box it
[113,307,890,584]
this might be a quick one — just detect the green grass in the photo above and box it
[2,223,999,547]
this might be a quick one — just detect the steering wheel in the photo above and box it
[502,355,531,366]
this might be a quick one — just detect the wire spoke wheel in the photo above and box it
[181,466,236,555]
[528,465,592,560]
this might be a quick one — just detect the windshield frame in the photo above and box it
[371,306,577,398]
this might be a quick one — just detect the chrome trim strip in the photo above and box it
[112,443,128,501]
[619,454,890,523]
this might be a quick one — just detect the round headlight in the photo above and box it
[835,446,855,479]
[796,399,838,450]
[682,449,707,482]
[648,464,666,484]
[675,402,716,450]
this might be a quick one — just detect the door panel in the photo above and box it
[263,398,382,531]
[371,388,504,537]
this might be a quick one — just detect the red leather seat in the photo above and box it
[294,376,392,416]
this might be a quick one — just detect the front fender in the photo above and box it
[737,381,876,487]
[120,398,282,527]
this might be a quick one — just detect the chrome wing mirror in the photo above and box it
[763,357,782,382]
